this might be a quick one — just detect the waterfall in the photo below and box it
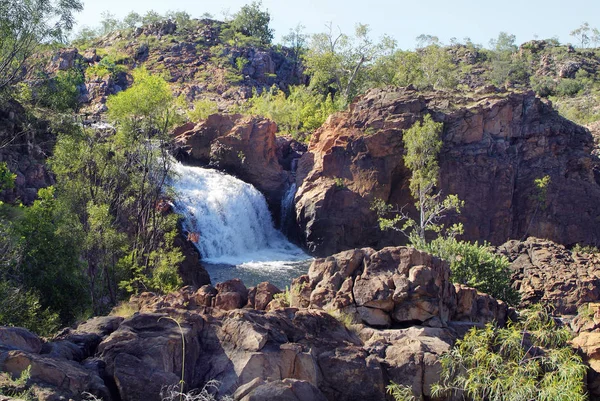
[279,182,297,233]
[170,162,309,278]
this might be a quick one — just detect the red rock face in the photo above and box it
[295,87,600,256]
[171,114,291,217]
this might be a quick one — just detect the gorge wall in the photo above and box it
[294,86,600,256]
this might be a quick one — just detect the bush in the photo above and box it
[38,69,84,112]
[229,1,273,46]
[186,99,219,122]
[244,85,341,139]
[431,306,587,401]
[556,78,584,97]
[418,237,520,305]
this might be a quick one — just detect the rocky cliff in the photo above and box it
[294,86,600,255]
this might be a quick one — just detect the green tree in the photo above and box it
[15,187,89,324]
[571,22,591,48]
[430,306,587,401]
[487,32,529,86]
[373,115,463,242]
[0,0,83,91]
[48,68,184,313]
[304,22,395,103]
[123,11,142,29]
[99,11,121,35]
[229,0,273,46]
[142,10,163,25]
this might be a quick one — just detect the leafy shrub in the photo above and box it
[37,69,83,112]
[14,186,89,324]
[186,99,219,122]
[229,1,273,46]
[418,237,520,305]
[86,56,128,80]
[0,281,60,336]
[244,85,341,139]
[431,306,587,401]
[556,78,584,97]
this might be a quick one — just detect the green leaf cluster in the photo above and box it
[431,306,587,401]
[243,85,342,139]
[418,237,520,305]
[48,68,184,315]
[373,115,463,241]
[228,1,273,46]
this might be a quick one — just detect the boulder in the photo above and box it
[292,246,506,327]
[0,328,42,354]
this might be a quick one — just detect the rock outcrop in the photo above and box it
[0,101,55,205]
[290,247,508,328]
[294,87,600,256]
[497,237,600,315]
[171,114,291,216]
[0,246,507,401]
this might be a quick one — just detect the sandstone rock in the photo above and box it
[215,279,248,310]
[293,246,504,327]
[171,114,289,215]
[97,313,201,401]
[239,378,327,401]
[0,350,110,400]
[497,237,600,314]
[173,226,211,288]
[295,87,600,256]
[248,282,281,311]
[0,328,42,354]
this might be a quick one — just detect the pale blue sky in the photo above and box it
[74,0,598,49]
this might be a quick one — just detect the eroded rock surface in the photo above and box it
[295,87,600,255]
[497,237,600,315]
[0,246,508,401]
[171,114,290,215]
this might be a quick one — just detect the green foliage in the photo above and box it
[304,22,395,103]
[431,306,587,401]
[534,175,551,208]
[334,177,345,188]
[123,11,142,29]
[0,280,60,336]
[552,94,600,125]
[186,99,219,122]
[0,162,16,190]
[0,0,83,91]
[418,237,520,305]
[15,186,89,324]
[373,115,463,241]
[572,243,600,254]
[86,55,128,80]
[244,85,341,139]
[107,67,177,138]
[49,69,184,313]
[386,382,418,401]
[142,10,163,26]
[0,365,34,400]
[229,1,274,46]
[555,78,584,97]
[37,69,83,112]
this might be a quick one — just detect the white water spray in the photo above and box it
[170,162,309,286]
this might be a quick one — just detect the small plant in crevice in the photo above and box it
[160,380,234,401]
[386,381,419,401]
[333,177,345,189]
[0,366,33,401]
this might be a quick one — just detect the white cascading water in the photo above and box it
[170,161,310,287]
